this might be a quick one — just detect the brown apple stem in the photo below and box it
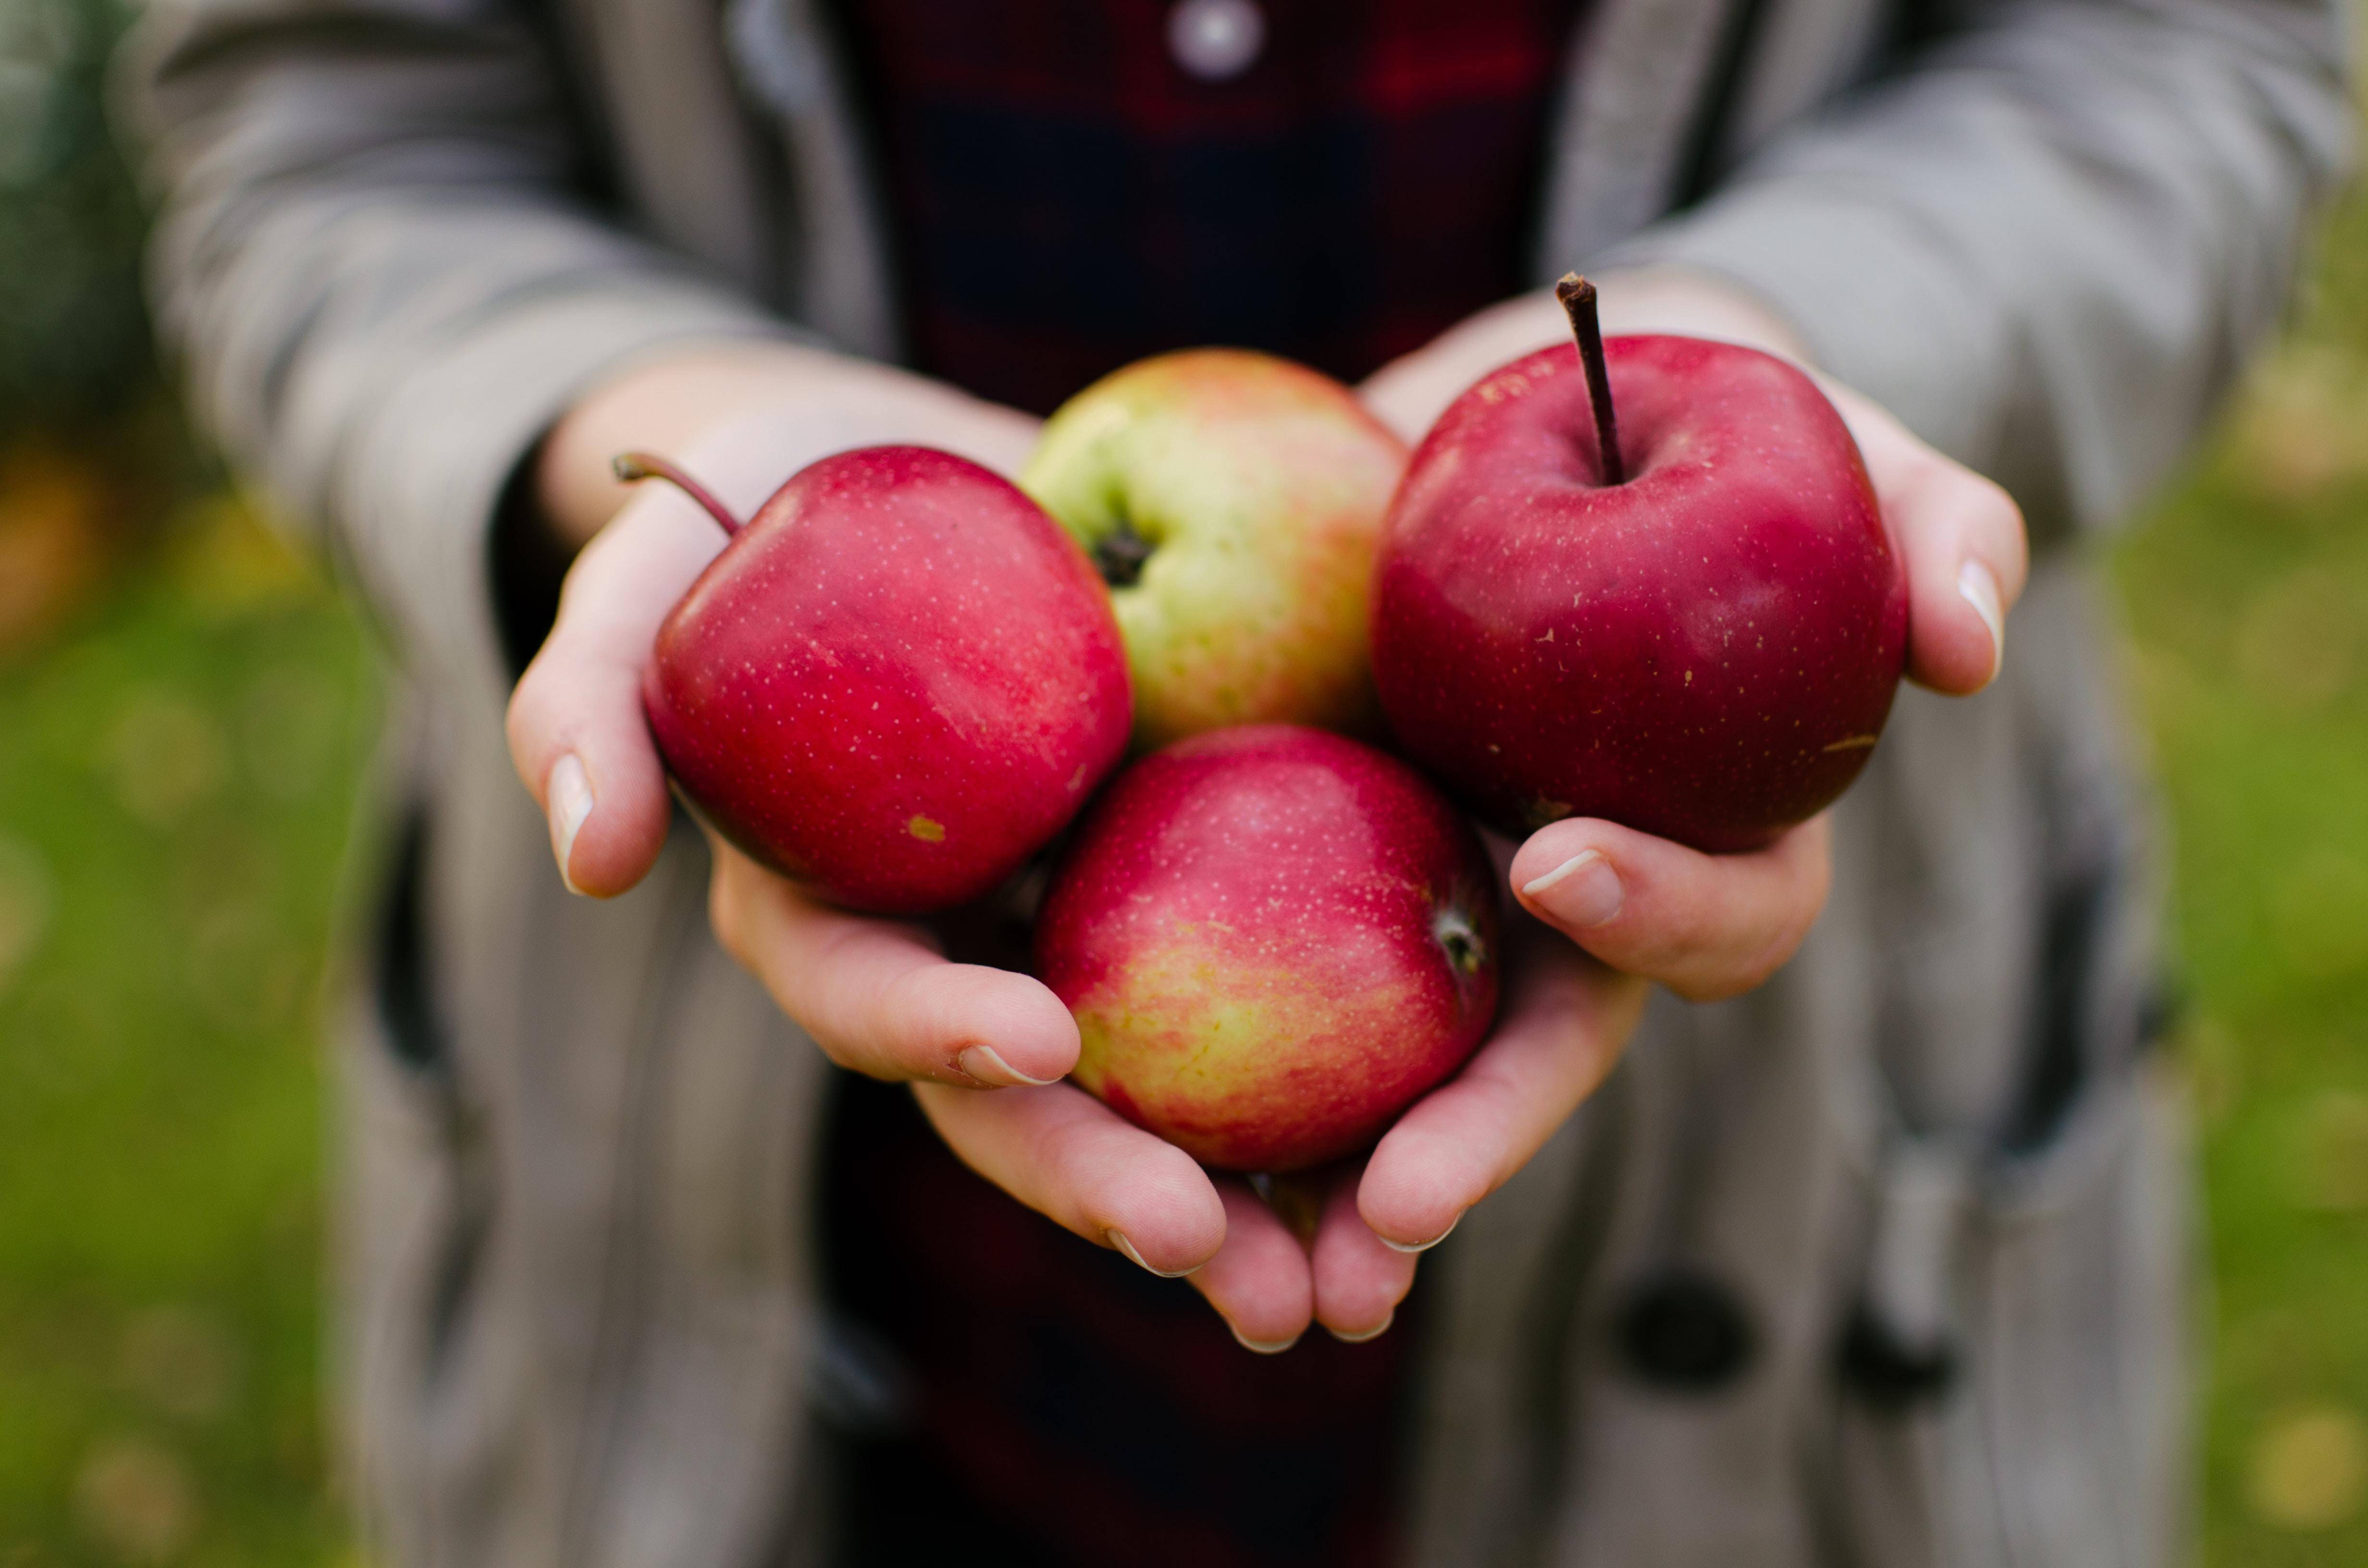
[1554,273,1626,486]
[613,452,743,536]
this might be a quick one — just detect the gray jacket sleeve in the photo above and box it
[121,0,794,684]
[1608,0,2354,538]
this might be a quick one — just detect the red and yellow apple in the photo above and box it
[629,445,1131,915]
[1020,350,1407,748]
[1035,724,1500,1173]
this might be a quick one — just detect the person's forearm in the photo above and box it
[1591,0,2349,535]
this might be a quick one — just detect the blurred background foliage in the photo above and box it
[0,0,2361,1560]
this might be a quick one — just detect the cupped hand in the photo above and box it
[860,805,1817,1351]
[682,707,1797,1353]
[501,343,1244,1323]
[1299,270,2032,1342]
[506,297,2027,1355]
[1354,268,2025,1006]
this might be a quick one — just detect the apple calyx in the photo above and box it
[613,452,743,536]
[1092,511,1157,588]
[1432,906,1488,978]
[1553,273,1626,486]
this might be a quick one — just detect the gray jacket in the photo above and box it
[123,0,2351,1562]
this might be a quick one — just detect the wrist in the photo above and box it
[1360,270,1814,447]
[533,343,1037,551]
[1586,266,1813,365]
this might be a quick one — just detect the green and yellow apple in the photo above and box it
[1020,350,1407,748]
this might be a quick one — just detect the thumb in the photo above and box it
[1822,380,2028,697]
[505,488,728,896]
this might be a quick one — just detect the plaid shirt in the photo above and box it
[824,3,1585,1562]
[833,0,1590,414]
[826,1078,1424,1568]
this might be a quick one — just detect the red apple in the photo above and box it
[1372,276,1908,852]
[626,446,1131,914]
[1036,724,1500,1173]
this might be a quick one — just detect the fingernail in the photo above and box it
[547,753,593,894]
[959,1044,1060,1088]
[1107,1229,1197,1279]
[1230,1323,1303,1355]
[1329,1310,1395,1344]
[1520,849,1622,928]
[1380,1212,1462,1255]
[1958,559,2005,686]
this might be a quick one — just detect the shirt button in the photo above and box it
[1167,0,1265,82]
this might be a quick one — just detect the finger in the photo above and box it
[1824,384,2028,697]
[1360,936,1643,1251]
[505,493,726,895]
[1310,1165,1417,1342]
[1507,814,1831,1001]
[709,842,1080,1086]
[913,1080,1228,1278]
[1186,1179,1318,1352]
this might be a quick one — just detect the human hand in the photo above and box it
[1357,267,2025,980]
[523,346,1627,1353]
[1307,271,2031,1338]
[1355,269,2023,1001]
[507,345,1262,1333]
[711,820,1814,1353]
[980,807,1826,1350]
[699,823,1651,1353]
[508,305,2019,1356]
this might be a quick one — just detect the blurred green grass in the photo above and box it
[0,494,376,1566]
[2114,171,2368,1562]
[0,93,2364,1568]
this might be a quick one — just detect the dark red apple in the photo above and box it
[1036,724,1499,1173]
[625,445,1131,914]
[1372,276,1908,852]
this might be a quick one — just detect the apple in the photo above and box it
[1020,350,1407,749]
[1371,276,1908,852]
[622,445,1131,915]
[1035,724,1500,1173]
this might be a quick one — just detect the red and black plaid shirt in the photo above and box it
[822,4,1586,1563]
[832,0,1589,414]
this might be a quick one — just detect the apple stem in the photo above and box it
[612,452,743,536]
[1554,273,1626,486]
